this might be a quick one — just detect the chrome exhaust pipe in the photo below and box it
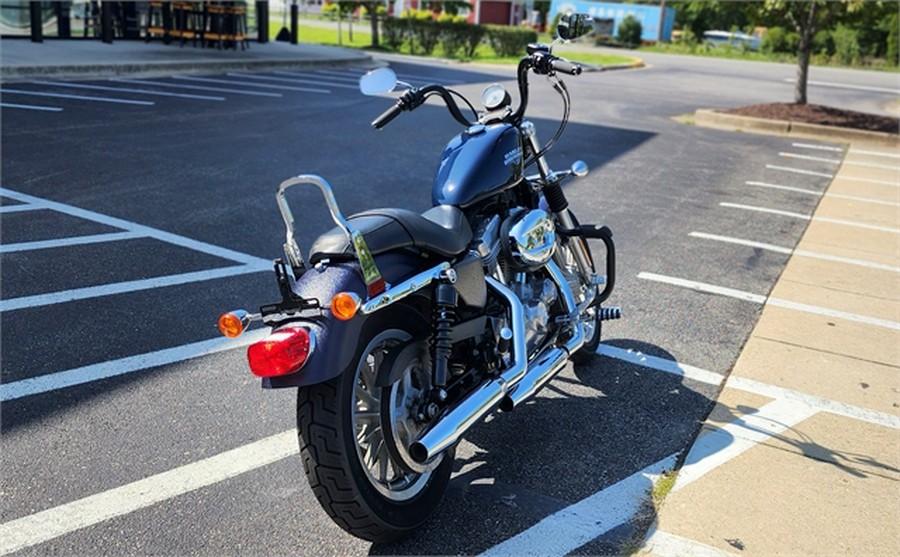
[409,277,528,464]
[500,261,585,411]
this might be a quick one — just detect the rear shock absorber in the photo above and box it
[432,282,458,388]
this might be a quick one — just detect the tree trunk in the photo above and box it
[368,2,380,48]
[792,1,818,106]
[795,34,810,104]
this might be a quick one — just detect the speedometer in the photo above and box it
[481,84,511,111]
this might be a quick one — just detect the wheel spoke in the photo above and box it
[355,383,377,408]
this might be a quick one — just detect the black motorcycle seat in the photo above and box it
[309,205,473,263]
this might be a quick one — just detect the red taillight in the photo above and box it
[247,327,314,378]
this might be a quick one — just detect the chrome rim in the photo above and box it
[352,330,433,501]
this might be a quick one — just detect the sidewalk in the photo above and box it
[640,128,900,555]
[0,37,371,82]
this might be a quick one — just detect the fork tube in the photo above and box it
[521,123,594,281]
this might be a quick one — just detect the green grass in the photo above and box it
[282,22,636,67]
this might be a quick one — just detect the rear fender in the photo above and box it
[262,252,426,389]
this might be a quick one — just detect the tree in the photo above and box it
[762,0,866,105]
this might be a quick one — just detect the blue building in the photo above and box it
[549,1,676,43]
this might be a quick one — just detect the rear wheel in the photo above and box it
[297,328,454,542]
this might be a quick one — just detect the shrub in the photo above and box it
[617,14,642,47]
[887,13,899,66]
[831,24,861,66]
[321,3,339,19]
[760,26,787,54]
[381,16,406,51]
[409,18,441,55]
[486,25,538,57]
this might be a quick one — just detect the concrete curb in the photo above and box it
[693,108,900,147]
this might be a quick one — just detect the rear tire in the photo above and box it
[297,327,454,542]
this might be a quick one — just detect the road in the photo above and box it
[1,53,896,555]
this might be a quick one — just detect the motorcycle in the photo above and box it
[218,13,620,542]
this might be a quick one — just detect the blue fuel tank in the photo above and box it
[432,123,524,208]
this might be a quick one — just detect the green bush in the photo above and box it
[831,24,861,65]
[760,26,788,54]
[409,18,441,55]
[887,13,899,66]
[486,25,538,57]
[617,14,642,47]
[321,3,339,19]
[382,16,406,51]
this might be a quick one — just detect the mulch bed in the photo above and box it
[722,103,900,134]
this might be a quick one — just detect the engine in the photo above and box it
[510,273,558,356]
[505,208,557,269]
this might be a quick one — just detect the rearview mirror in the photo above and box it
[360,67,398,96]
[557,13,594,42]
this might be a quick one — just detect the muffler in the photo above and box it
[408,277,527,464]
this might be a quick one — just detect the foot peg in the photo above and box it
[598,306,622,321]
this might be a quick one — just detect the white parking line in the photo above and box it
[272,69,360,83]
[792,143,843,153]
[846,161,900,172]
[765,164,834,178]
[480,454,679,557]
[1,329,268,401]
[0,102,63,112]
[720,202,900,234]
[172,75,330,94]
[0,204,45,214]
[1,88,155,106]
[745,181,897,206]
[840,175,899,186]
[638,272,900,330]
[598,345,900,430]
[673,398,819,492]
[785,78,900,95]
[636,272,767,303]
[29,80,226,101]
[746,180,822,195]
[848,148,900,159]
[597,345,724,385]
[827,192,900,207]
[226,72,359,90]
[109,77,283,98]
[778,152,841,164]
[0,263,269,312]
[0,188,270,266]
[767,297,900,330]
[0,231,144,253]
[689,232,900,273]
[0,428,296,556]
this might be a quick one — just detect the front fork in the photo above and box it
[520,121,604,298]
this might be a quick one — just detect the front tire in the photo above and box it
[297,328,454,542]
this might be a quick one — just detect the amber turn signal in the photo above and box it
[330,292,361,321]
[218,310,251,338]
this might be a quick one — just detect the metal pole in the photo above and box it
[101,0,113,43]
[29,2,43,43]
[290,0,298,44]
[55,2,71,39]
[256,1,269,43]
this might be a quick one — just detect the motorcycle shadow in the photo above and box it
[371,339,716,556]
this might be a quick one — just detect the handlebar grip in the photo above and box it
[372,103,403,130]
[551,58,582,76]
